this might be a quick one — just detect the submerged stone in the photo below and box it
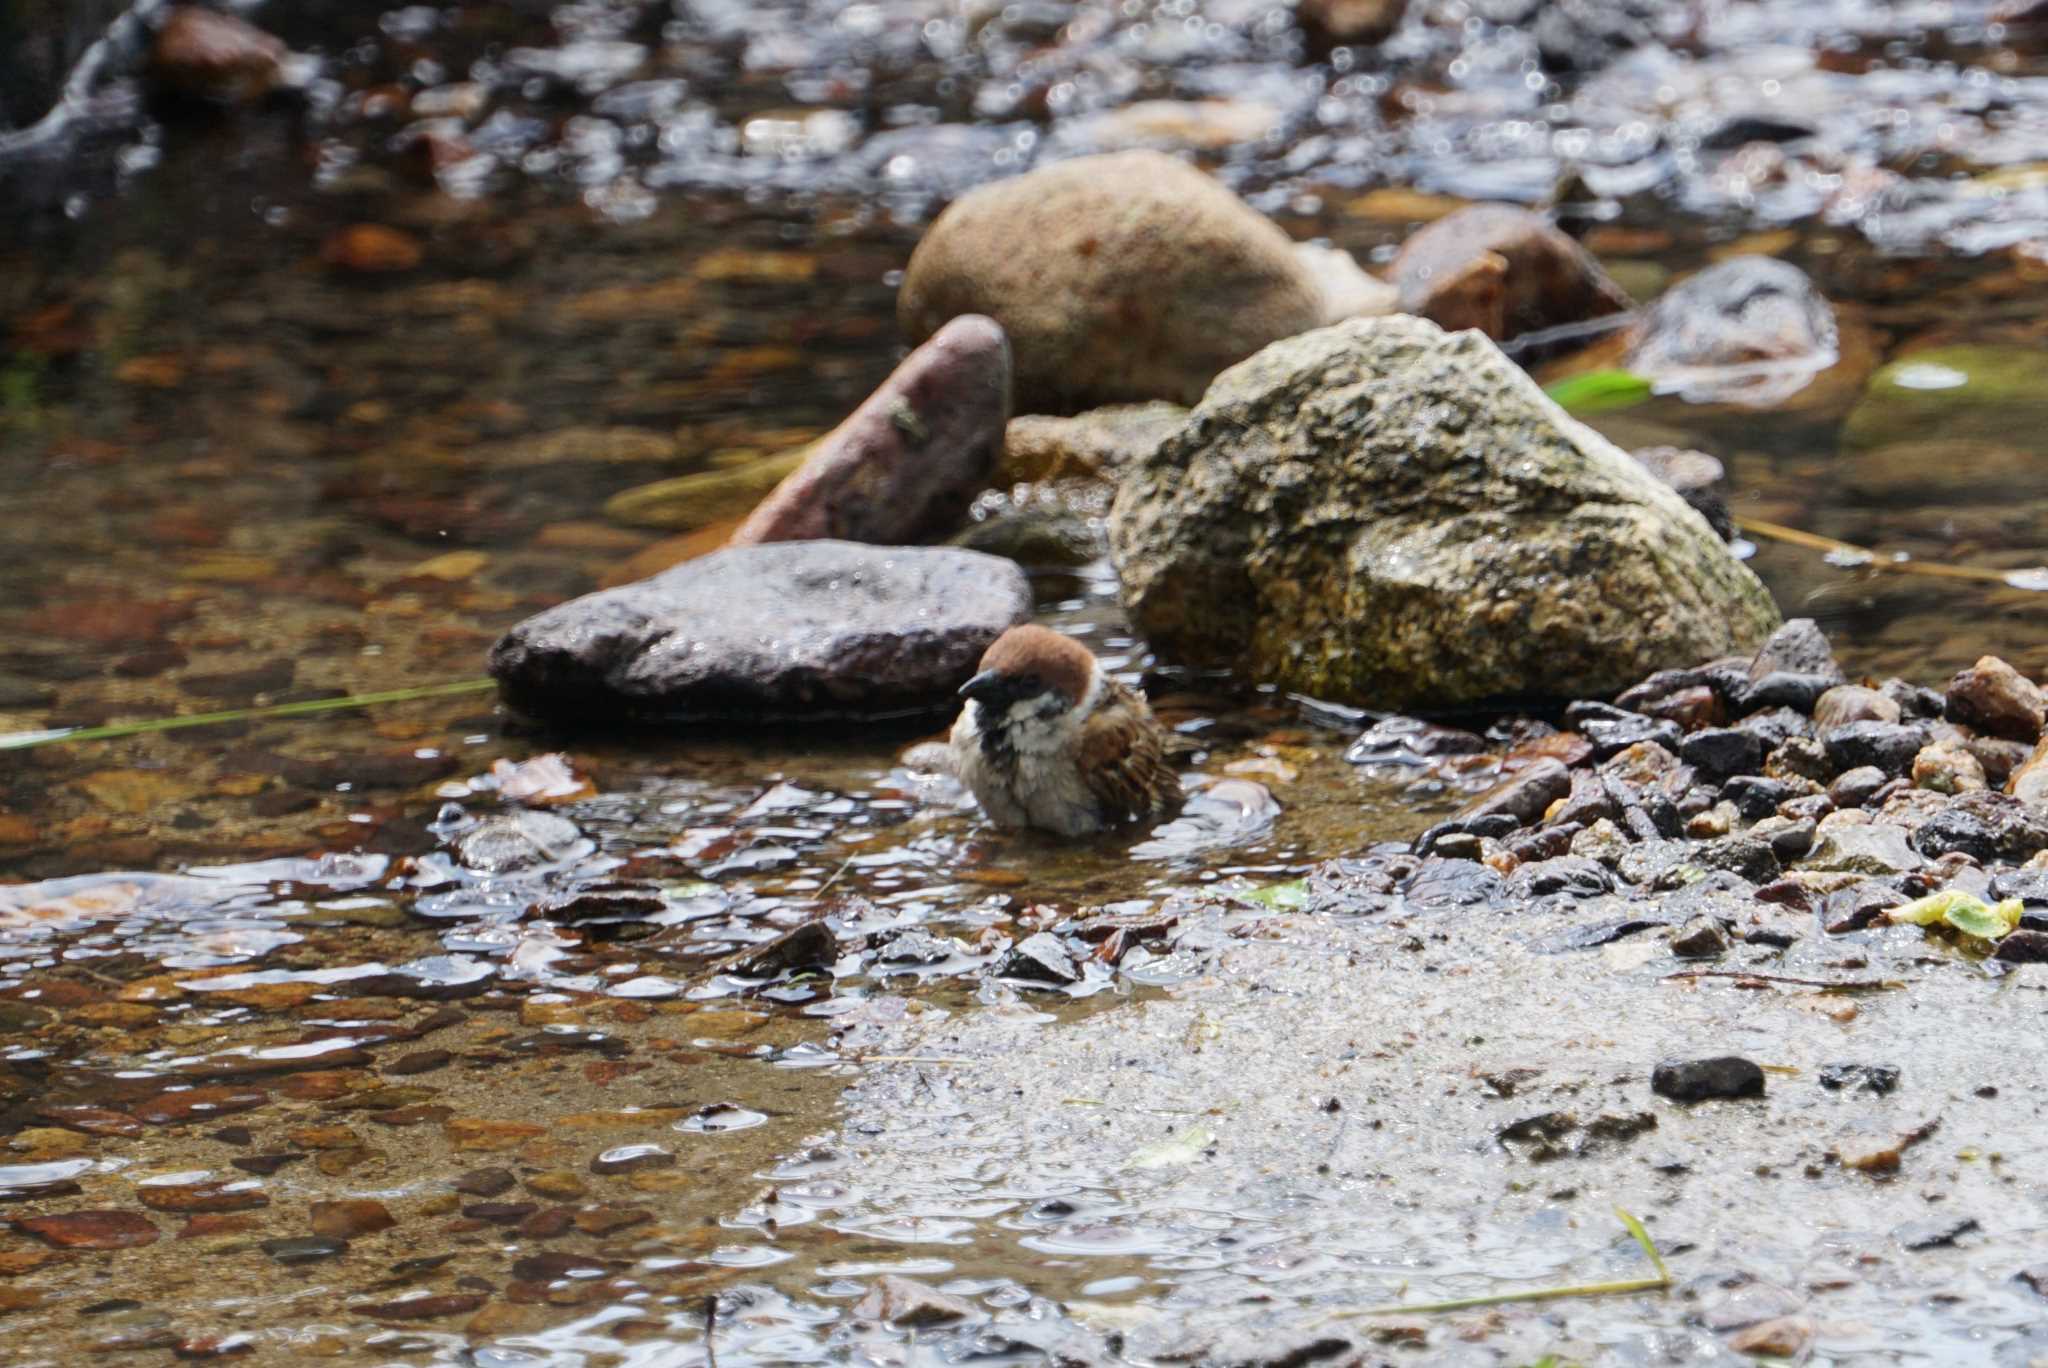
[1652,1056,1765,1102]
[490,541,1031,725]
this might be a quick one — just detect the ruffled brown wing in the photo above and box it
[1078,682,1180,825]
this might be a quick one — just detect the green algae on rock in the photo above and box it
[1841,345,2048,451]
[1107,315,1781,709]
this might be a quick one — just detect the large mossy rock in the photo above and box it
[1107,315,1781,708]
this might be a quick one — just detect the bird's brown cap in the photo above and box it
[972,624,1096,703]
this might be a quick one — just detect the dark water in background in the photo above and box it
[5,2,2048,1361]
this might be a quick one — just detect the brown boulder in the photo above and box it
[150,7,285,105]
[1947,655,2046,742]
[1387,204,1632,343]
[899,151,1324,413]
[729,316,1010,547]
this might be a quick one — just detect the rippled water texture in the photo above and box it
[6,0,2048,1363]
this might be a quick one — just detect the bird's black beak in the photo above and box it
[959,669,1022,705]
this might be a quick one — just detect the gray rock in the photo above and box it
[1748,617,1845,684]
[999,932,1081,986]
[1386,203,1632,343]
[458,811,588,873]
[1801,823,1924,876]
[489,542,1031,725]
[1108,316,1779,709]
[1670,915,1728,958]
[853,1274,978,1328]
[1624,257,1840,408]
[1914,792,2048,863]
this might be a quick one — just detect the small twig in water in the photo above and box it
[1339,1207,1671,1318]
[704,1294,719,1368]
[1665,969,1905,993]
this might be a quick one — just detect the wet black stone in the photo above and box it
[725,921,838,978]
[1990,869,2048,906]
[1898,1216,1978,1251]
[2020,1266,2048,1299]
[1818,1063,1900,1096]
[1735,671,1840,713]
[232,1153,306,1176]
[262,1236,348,1265]
[998,932,1080,986]
[1695,834,1779,883]
[1615,667,1715,714]
[1679,727,1762,781]
[489,541,1032,725]
[1778,794,1833,825]
[1499,1111,1576,1143]
[1345,716,1488,764]
[1734,705,1810,749]
[1992,930,2048,964]
[1914,792,2048,863]
[1532,916,1667,953]
[1562,701,1682,760]
[528,887,666,924]
[1652,1056,1764,1102]
[1669,916,1727,958]
[1700,113,1817,148]
[1512,855,1612,898]
[1823,880,1907,934]
[1413,812,1521,855]
[1743,926,1799,948]
[1823,722,1928,777]
[1766,820,1817,863]
[1724,775,1797,820]
[1881,678,1946,721]
[463,1201,538,1225]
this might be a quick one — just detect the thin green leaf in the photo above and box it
[1234,879,1309,910]
[0,678,499,751]
[1614,1206,1670,1283]
[1543,369,1654,416]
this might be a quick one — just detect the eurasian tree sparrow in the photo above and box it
[948,625,1181,836]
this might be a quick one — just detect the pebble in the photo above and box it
[589,1144,674,1175]
[17,1210,161,1249]
[137,1180,267,1213]
[1912,739,1987,794]
[852,1274,978,1328]
[261,1236,348,1265]
[1946,655,2046,741]
[1823,721,1928,776]
[1651,1057,1765,1102]
[309,1200,394,1238]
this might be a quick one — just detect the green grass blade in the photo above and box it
[1614,1206,1669,1283]
[0,678,498,751]
[1348,1208,1672,1318]
[1543,369,1654,416]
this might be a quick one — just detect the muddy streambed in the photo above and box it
[7,0,2048,1363]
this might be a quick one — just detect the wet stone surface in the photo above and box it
[8,0,2048,1362]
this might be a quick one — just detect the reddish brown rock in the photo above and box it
[37,1106,144,1138]
[322,225,424,275]
[309,1199,395,1239]
[17,1210,160,1249]
[1388,205,1633,343]
[1297,0,1408,46]
[149,7,286,104]
[132,1087,268,1125]
[2010,738,2048,806]
[138,1180,268,1214]
[728,316,1011,548]
[1947,655,2046,742]
[1815,684,1901,730]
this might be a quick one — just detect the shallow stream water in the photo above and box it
[6,1,2048,1363]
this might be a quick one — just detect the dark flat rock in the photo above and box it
[489,541,1031,725]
